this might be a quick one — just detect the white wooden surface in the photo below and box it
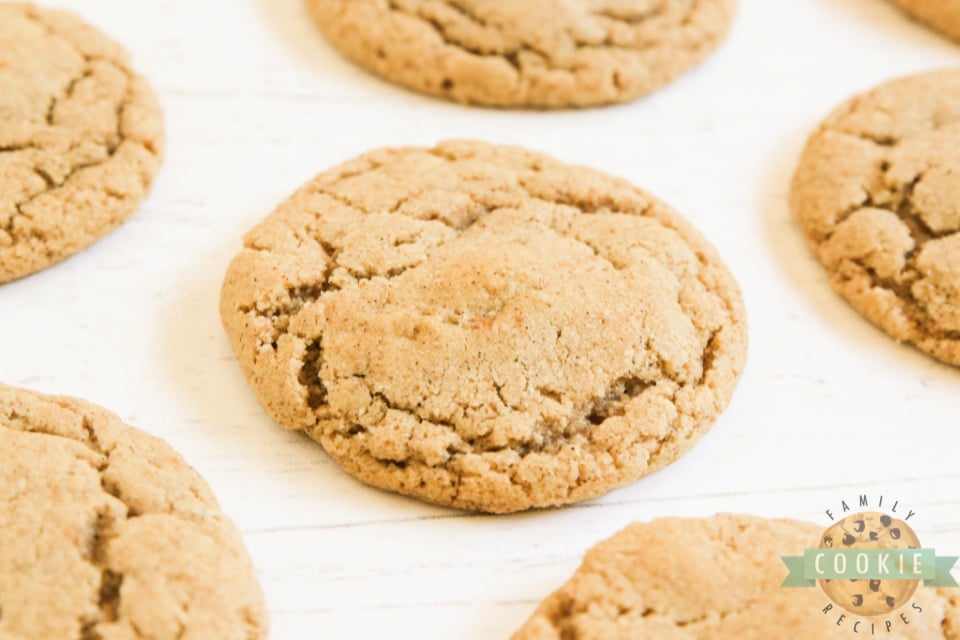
[1,0,959,637]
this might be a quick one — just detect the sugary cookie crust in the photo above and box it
[893,0,960,41]
[512,514,960,639]
[791,69,960,366]
[221,141,747,513]
[0,3,163,283]
[0,385,267,640]
[304,0,736,108]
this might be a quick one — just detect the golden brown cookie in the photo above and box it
[512,514,959,639]
[893,0,960,41]
[303,0,736,108]
[0,3,163,283]
[0,385,267,639]
[819,512,921,616]
[220,140,747,514]
[791,69,960,366]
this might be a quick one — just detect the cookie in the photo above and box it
[892,0,960,41]
[0,3,163,283]
[303,0,736,108]
[0,385,267,639]
[512,514,959,639]
[819,512,922,616]
[791,69,960,366]
[220,140,747,514]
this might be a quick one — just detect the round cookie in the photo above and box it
[0,3,163,283]
[303,0,736,108]
[512,514,959,639]
[0,385,267,639]
[892,0,960,41]
[220,140,748,514]
[791,69,960,366]
[819,512,921,616]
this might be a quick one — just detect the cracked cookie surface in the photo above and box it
[0,384,268,640]
[512,514,960,639]
[220,140,747,513]
[892,0,960,41]
[0,3,163,283]
[303,0,736,108]
[791,69,960,366]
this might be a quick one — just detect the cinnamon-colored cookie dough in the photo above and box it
[791,69,960,366]
[304,0,736,108]
[220,140,747,513]
[0,3,163,283]
[0,385,267,639]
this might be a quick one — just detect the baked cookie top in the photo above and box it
[0,385,267,640]
[0,3,163,283]
[893,0,960,41]
[512,514,960,639]
[791,69,960,366]
[304,0,736,108]
[221,141,747,513]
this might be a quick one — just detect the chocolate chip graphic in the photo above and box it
[881,515,892,527]
[818,513,923,617]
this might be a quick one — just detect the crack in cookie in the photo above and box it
[303,0,735,108]
[221,141,747,513]
[791,69,960,366]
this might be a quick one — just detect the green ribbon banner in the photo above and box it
[781,549,958,588]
